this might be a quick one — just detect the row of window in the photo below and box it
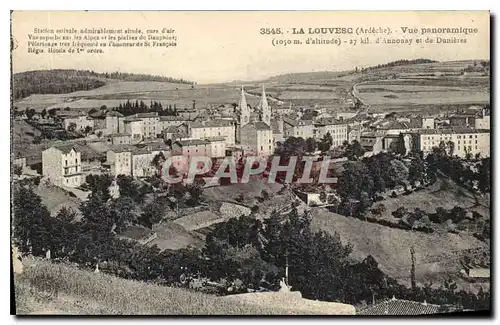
[424,134,479,140]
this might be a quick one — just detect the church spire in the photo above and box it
[239,86,248,112]
[238,86,249,127]
[260,84,271,126]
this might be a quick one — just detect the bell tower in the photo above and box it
[260,85,271,126]
[239,86,250,127]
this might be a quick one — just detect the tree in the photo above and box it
[260,190,270,201]
[84,125,93,135]
[151,152,166,175]
[371,203,386,217]
[337,161,374,202]
[305,137,317,153]
[13,165,23,177]
[85,174,113,202]
[408,156,425,186]
[67,122,77,132]
[110,196,137,232]
[47,108,57,117]
[388,159,409,187]
[117,175,143,203]
[392,207,408,219]
[478,158,491,193]
[55,206,77,224]
[25,108,36,120]
[186,181,204,206]
[140,198,167,229]
[358,191,373,217]
[12,186,53,254]
[317,133,333,153]
[344,140,365,161]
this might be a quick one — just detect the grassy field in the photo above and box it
[13,258,346,315]
[13,81,262,111]
[371,177,490,220]
[311,208,487,291]
[14,60,487,114]
[148,221,205,251]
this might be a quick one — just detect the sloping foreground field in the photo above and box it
[310,209,487,288]
[221,292,355,315]
[13,258,352,315]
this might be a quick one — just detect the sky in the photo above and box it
[11,11,490,84]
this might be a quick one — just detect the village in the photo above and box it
[11,60,491,315]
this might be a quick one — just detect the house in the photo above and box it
[73,142,105,174]
[105,145,134,176]
[42,144,83,188]
[157,116,188,132]
[282,117,315,139]
[132,147,156,178]
[357,297,441,315]
[206,136,227,158]
[106,133,131,145]
[134,112,160,139]
[123,117,144,142]
[188,119,236,145]
[474,108,490,130]
[240,122,274,157]
[270,118,285,144]
[314,117,348,148]
[163,123,190,142]
[63,114,95,132]
[449,114,476,128]
[176,107,199,120]
[409,128,490,158]
[360,132,385,155]
[105,111,125,135]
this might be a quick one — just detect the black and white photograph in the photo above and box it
[9,10,491,316]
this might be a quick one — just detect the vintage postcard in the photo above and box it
[10,11,490,316]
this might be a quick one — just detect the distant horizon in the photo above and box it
[11,11,490,84]
[11,57,490,85]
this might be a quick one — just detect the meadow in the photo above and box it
[13,257,350,315]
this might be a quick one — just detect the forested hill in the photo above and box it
[361,59,438,71]
[12,69,194,100]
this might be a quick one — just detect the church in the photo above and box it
[235,85,275,157]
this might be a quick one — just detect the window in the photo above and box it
[65,160,68,166]
[269,145,271,150]
[458,146,460,150]
[261,146,263,150]
[75,158,77,164]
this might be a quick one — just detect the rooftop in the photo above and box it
[51,143,80,154]
[108,144,136,153]
[175,139,211,146]
[106,111,124,117]
[123,117,142,123]
[159,116,187,121]
[357,298,441,316]
[135,112,159,118]
[283,117,313,127]
[314,117,346,126]
[413,128,490,135]
[190,119,235,128]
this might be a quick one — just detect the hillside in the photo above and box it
[13,258,352,315]
[310,208,488,291]
[12,69,194,101]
